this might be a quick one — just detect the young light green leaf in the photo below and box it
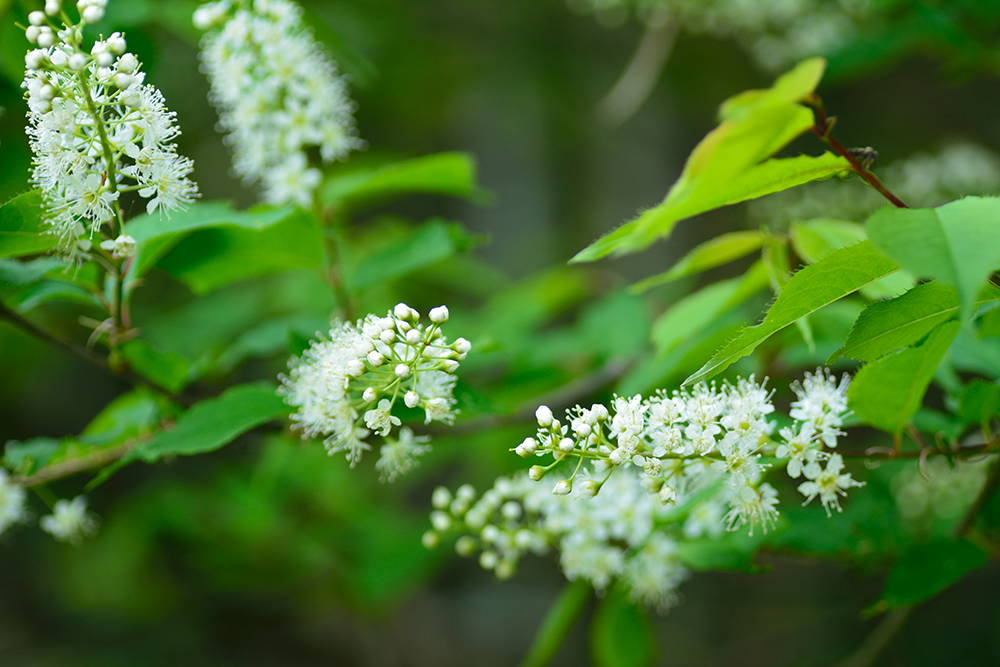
[872,540,987,612]
[832,282,961,363]
[572,59,848,262]
[520,580,591,667]
[867,197,1000,320]
[790,218,866,264]
[790,217,914,299]
[630,230,764,292]
[651,260,769,355]
[763,236,814,351]
[132,382,289,463]
[320,152,483,207]
[0,191,58,259]
[847,320,960,434]
[347,218,474,291]
[685,241,899,385]
[590,586,657,667]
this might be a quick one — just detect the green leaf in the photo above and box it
[590,586,657,667]
[520,580,591,667]
[873,540,987,612]
[3,437,60,476]
[0,257,63,287]
[572,59,847,262]
[121,339,193,394]
[321,153,482,207]
[0,191,58,259]
[685,241,899,385]
[790,218,867,264]
[3,279,101,313]
[867,197,1000,320]
[346,218,473,291]
[651,260,769,355]
[630,230,764,293]
[123,201,299,280]
[131,382,289,463]
[832,282,961,363]
[155,209,323,294]
[677,529,769,573]
[847,320,961,434]
[958,380,1000,426]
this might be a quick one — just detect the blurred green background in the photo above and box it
[2,0,1000,665]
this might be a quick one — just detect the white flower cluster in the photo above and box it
[194,0,364,207]
[571,0,870,71]
[40,495,98,544]
[22,1,198,262]
[0,470,28,536]
[748,142,1000,228]
[279,303,469,480]
[424,471,689,611]
[426,369,863,608]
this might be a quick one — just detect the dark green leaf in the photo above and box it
[874,540,987,611]
[132,382,289,463]
[121,339,193,394]
[520,580,591,667]
[867,197,1000,320]
[321,152,482,207]
[847,320,960,434]
[0,191,58,259]
[958,380,1000,426]
[346,218,473,291]
[685,241,899,385]
[590,586,657,667]
[155,209,323,294]
[630,230,764,292]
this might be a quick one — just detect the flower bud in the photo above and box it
[552,480,572,496]
[659,485,677,506]
[25,49,47,70]
[36,27,55,48]
[421,531,439,549]
[580,479,601,498]
[454,337,471,356]
[429,305,449,323]
[45,0,61,16]
[501,501,521,521]
[455,535,478,557]
[431,486,452,510]
[528,465,545,481]
[362,387,377,402]
[379,329,395,344]
[479,550,498,570]
[68,53,87,71]
[106,32,126,55]
[117,53,138,73]
[404,390,419,409]
[26,26,41,43]
[366,351,384,366]
[558,438,575,453]
[535,405,553,427]
[495,559,515,580]
[430,511,451,532]
[95,51,114,67]
[346,359,365,377]
[515,437,537,457]
[394,363,410,378]
[441,359,459,373]
[405,328,421,345]
[609,449,624,466]
[456,484,476,503]
[394,303,412,319]
[81,5,103,23]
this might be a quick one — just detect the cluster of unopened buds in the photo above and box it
[424,369,865,608]
[22,0,197,261]
[279,303,470,481]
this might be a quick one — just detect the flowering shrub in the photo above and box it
[1,0,1000,665]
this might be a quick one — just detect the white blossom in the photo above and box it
[0,471,27,536]
[40,496,98,543]
[195,0,364,206]
[798,453,865,516]
[376,427,432,483]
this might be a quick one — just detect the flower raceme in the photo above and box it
[194,0,364,207]
[424,369,864,609]
[22,0,198,262]
[278,303,469,481]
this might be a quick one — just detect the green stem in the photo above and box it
[520,579,592,667]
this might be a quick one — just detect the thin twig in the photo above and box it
[838,442,997,460]
[10,442,133,488]
[806,97,908,209]
[836,608,912,667]
[0,300,193,405]
[954,457,1000,538]
[596,8,677,128]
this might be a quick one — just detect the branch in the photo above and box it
[954,456,1000,538]
[596,8,677,128]
[807,97,908,209]
[10,442,133,488]
[0,300,194,406]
